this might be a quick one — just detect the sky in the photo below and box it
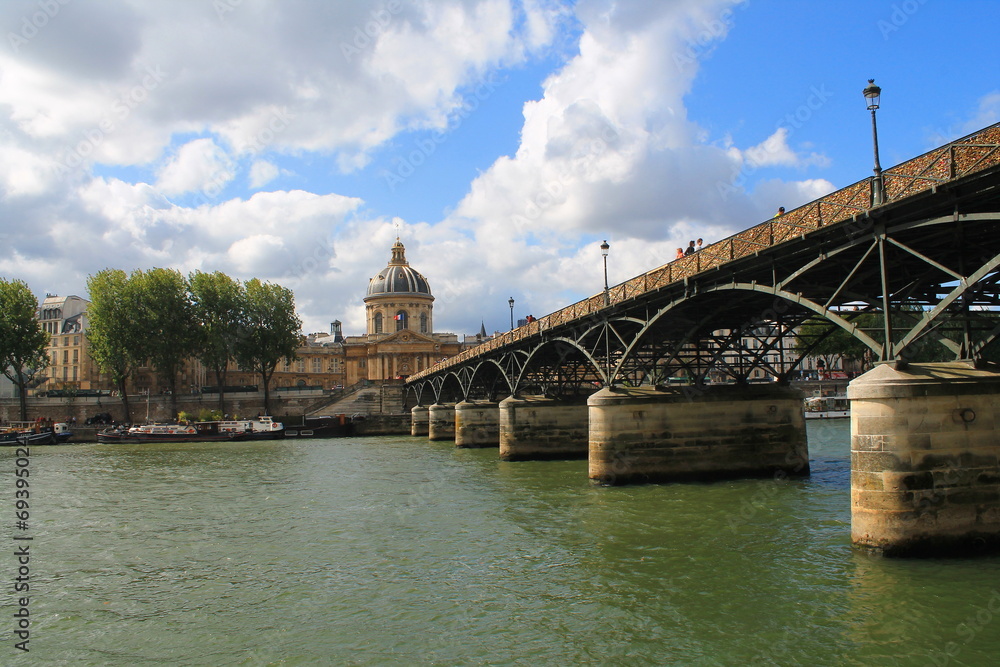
[2,0,998,338]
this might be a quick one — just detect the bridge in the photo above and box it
[405,122,1000,557]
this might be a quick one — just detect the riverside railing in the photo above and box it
[409,122,1000,382]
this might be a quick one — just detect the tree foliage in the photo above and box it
[795,307,1000,370]
[234,278,302,414]
[86,269,148,423]
[189,271,245,414]
[0,278,49,419]
[134,268,197,418]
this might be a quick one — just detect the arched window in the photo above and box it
[374,312,383,333]
[395,310,407,331]
[420,312,428,333]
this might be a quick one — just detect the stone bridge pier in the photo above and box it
[411,405,429,437]
[588,384,809,485]
[455,400,500,448]
[849,362,1000,557]
[498,395,590,461]
[428,403,457,441]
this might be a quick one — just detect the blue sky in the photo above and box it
[1,0,998,337]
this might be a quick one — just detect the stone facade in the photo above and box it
[30,240,485,402]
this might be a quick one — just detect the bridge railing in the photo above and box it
[410,122,1000,381]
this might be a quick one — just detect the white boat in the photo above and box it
[199,416,285,440]
[804,395,850,419]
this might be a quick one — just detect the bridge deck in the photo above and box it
[409,122,1000,382]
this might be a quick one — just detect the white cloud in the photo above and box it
[249,160,281,188]
[0,0,881,339]
[741,127,830,169]
[156,138,233,196]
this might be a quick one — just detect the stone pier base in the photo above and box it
[455,401,499,448]
[499,395,590,461]
[588,384,809,485]
[428,403,456,441]
[849,362,1000,557]
[411,405,429,437]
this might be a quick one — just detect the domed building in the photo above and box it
[364,238,434,336]
[269,239,482,390]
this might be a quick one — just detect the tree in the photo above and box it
[134,268,197,418]
[794,315,871,373]
[189,271,244,415]
[234,279,301,415]
[86,269,147,423]
[0,279,49,420]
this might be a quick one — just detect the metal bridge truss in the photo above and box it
[410,128,1000,406]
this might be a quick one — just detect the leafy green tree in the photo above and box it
[794,314,872,372]
[133,268,197,419]
[0,278,50,420]
[86,269,147,423]
[189,271,244,415]
[234,279,301,415]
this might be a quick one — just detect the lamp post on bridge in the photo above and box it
[600,240,610,307]
[863,79,884,206]
[508,296,514,331]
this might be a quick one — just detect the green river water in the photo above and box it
[3,420,1000,666]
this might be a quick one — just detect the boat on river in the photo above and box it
[283,414,356,438]
[0,421,73,445]
[804,395,850,419]
[97,422,249,444]
[196,416,285,440]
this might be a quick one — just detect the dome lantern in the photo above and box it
[365,239,434,300]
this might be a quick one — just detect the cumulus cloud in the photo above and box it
[156,138,234,196]
[0,0,854,337]
[248,160,281,188]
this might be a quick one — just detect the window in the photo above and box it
[395,311,407,331]
[296,359,305,373]
[72,350,79,363]
[374,312,383,333]
[420,313,428,333]
[312,358,322,373]
[63,350,69,364]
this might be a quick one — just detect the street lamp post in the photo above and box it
[863,79,883,206]
[600,240,610,306]
[508,296,514,331]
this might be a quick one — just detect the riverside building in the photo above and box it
[27,239,485,397]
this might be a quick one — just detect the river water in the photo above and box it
[5,420,1000,665]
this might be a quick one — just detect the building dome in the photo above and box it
[365,239,433,299]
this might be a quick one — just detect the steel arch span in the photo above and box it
[407,123,1000,401]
